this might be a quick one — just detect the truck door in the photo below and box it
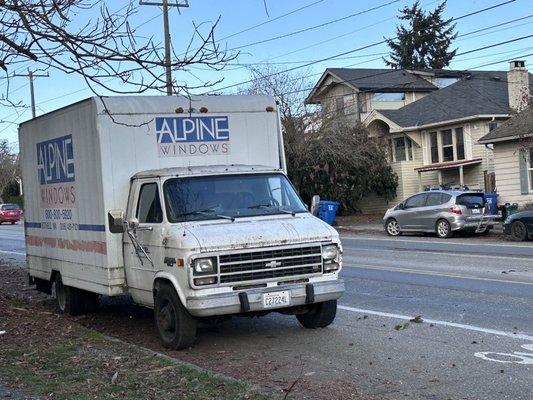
[124,180,165,304]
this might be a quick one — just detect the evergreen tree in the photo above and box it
[385,1,457,69]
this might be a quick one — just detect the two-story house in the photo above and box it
[307,61,532,213]
[305,68,462,122]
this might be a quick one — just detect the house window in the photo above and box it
[430,132,439,163]
[428,127,465,164]
[372,92,406,102]
[435,77,458,88]
[392,136,414,162]
[456,127,465,160]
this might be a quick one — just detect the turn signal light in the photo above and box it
[451,205,462,215]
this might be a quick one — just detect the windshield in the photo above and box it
[1,204,19,210]
[164,173,307,222]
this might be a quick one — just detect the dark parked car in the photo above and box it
[503,210,533,241]
[383,190,497,238]
[0,203,22,224]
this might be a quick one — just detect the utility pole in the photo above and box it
[13,69,49,118]
[140,0,189,96]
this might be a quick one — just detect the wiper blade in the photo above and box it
[247,203,274,209]
[177,208,217,217]
[177,208,234,221]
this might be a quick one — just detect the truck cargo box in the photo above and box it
[19,95,284,295]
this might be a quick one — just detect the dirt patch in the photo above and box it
[0,292,274,400]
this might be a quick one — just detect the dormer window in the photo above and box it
[373,92,406,102]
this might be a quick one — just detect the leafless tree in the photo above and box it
[0,0,237,107]
[242,66,397,211]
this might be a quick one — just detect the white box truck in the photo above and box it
[19,95,344,349]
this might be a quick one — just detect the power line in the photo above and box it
[203,0,518,94]
[224,0,401,52]
[218,0,324,41]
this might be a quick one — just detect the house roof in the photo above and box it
[478,106,533,144]
[305,68,438,103]
[376,71,533,129]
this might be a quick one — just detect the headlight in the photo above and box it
[322,244,339,261]
[193,258,217,274]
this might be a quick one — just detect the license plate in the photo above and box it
[262,291,290,308]
[472,209,481,214]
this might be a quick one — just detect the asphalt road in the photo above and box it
[0,223,532,400]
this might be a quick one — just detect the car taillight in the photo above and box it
[451,205,462,215]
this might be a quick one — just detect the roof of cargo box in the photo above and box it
[94,95,277,115]
[18,95,278,127]
[132,165,282,179]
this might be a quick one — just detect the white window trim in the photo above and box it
[391,135,414,163]
[425,126,466,164]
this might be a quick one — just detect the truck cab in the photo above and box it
[110,165,344,349]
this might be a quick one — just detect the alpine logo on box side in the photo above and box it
[155,116,230,157]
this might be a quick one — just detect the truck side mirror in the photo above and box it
[108,210,126,233]
[127,217,140,230]
[310,195,320,216]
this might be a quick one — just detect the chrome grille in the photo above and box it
[218,245,323,284]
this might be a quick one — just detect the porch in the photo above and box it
[415,158,483,190]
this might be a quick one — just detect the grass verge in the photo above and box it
[0,295,275,400]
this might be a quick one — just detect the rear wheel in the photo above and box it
[510,220,528,241]
[436,219,452,239]
[296,300,337,329]
[11,221,15,225]
[385,218,401,236]
[54,274,85,316]
[154,283,197,350]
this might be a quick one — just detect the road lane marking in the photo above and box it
[341,235,533,249]
[338,305,533,341]
[343,263,533,286]
[0,250,26,256]
[475,344,533,364]
[344,246,533,261]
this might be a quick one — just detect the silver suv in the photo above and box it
[383,190,496,238]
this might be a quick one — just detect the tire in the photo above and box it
[54,274,85,316]
[154,283,197,350]
[385,218,401,236]
[11,221,15,225]
[510,220,528,241]
[436,219,452,239]
[296,300,337,329]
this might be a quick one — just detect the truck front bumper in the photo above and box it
[186,279,345,317]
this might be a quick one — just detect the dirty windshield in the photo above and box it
[163,173,307,222]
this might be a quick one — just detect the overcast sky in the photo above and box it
[1,0,532,145]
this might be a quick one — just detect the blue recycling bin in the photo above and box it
[318,201,340,225]
[484,192,498,215]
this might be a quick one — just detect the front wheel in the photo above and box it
[385,218,401,236]
[296,300,337,329]
[510,220,528,241]
[154,283,197,350]
[436,219,453,239]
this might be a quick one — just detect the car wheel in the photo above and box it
[385,218,401,236]
[510,220,528,241]
[436,219,452,239]
[11,221,15,225]
[296,300,337,329]
[154,283,197,350]
[54,274,85,316]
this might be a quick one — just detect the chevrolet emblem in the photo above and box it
[265,260,282,268]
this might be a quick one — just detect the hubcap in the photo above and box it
[512,223,525,238]
[387,220,399,235]
[438,221,449,237]
[158,301,176,334]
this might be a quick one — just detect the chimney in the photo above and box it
[507,60,529,113]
